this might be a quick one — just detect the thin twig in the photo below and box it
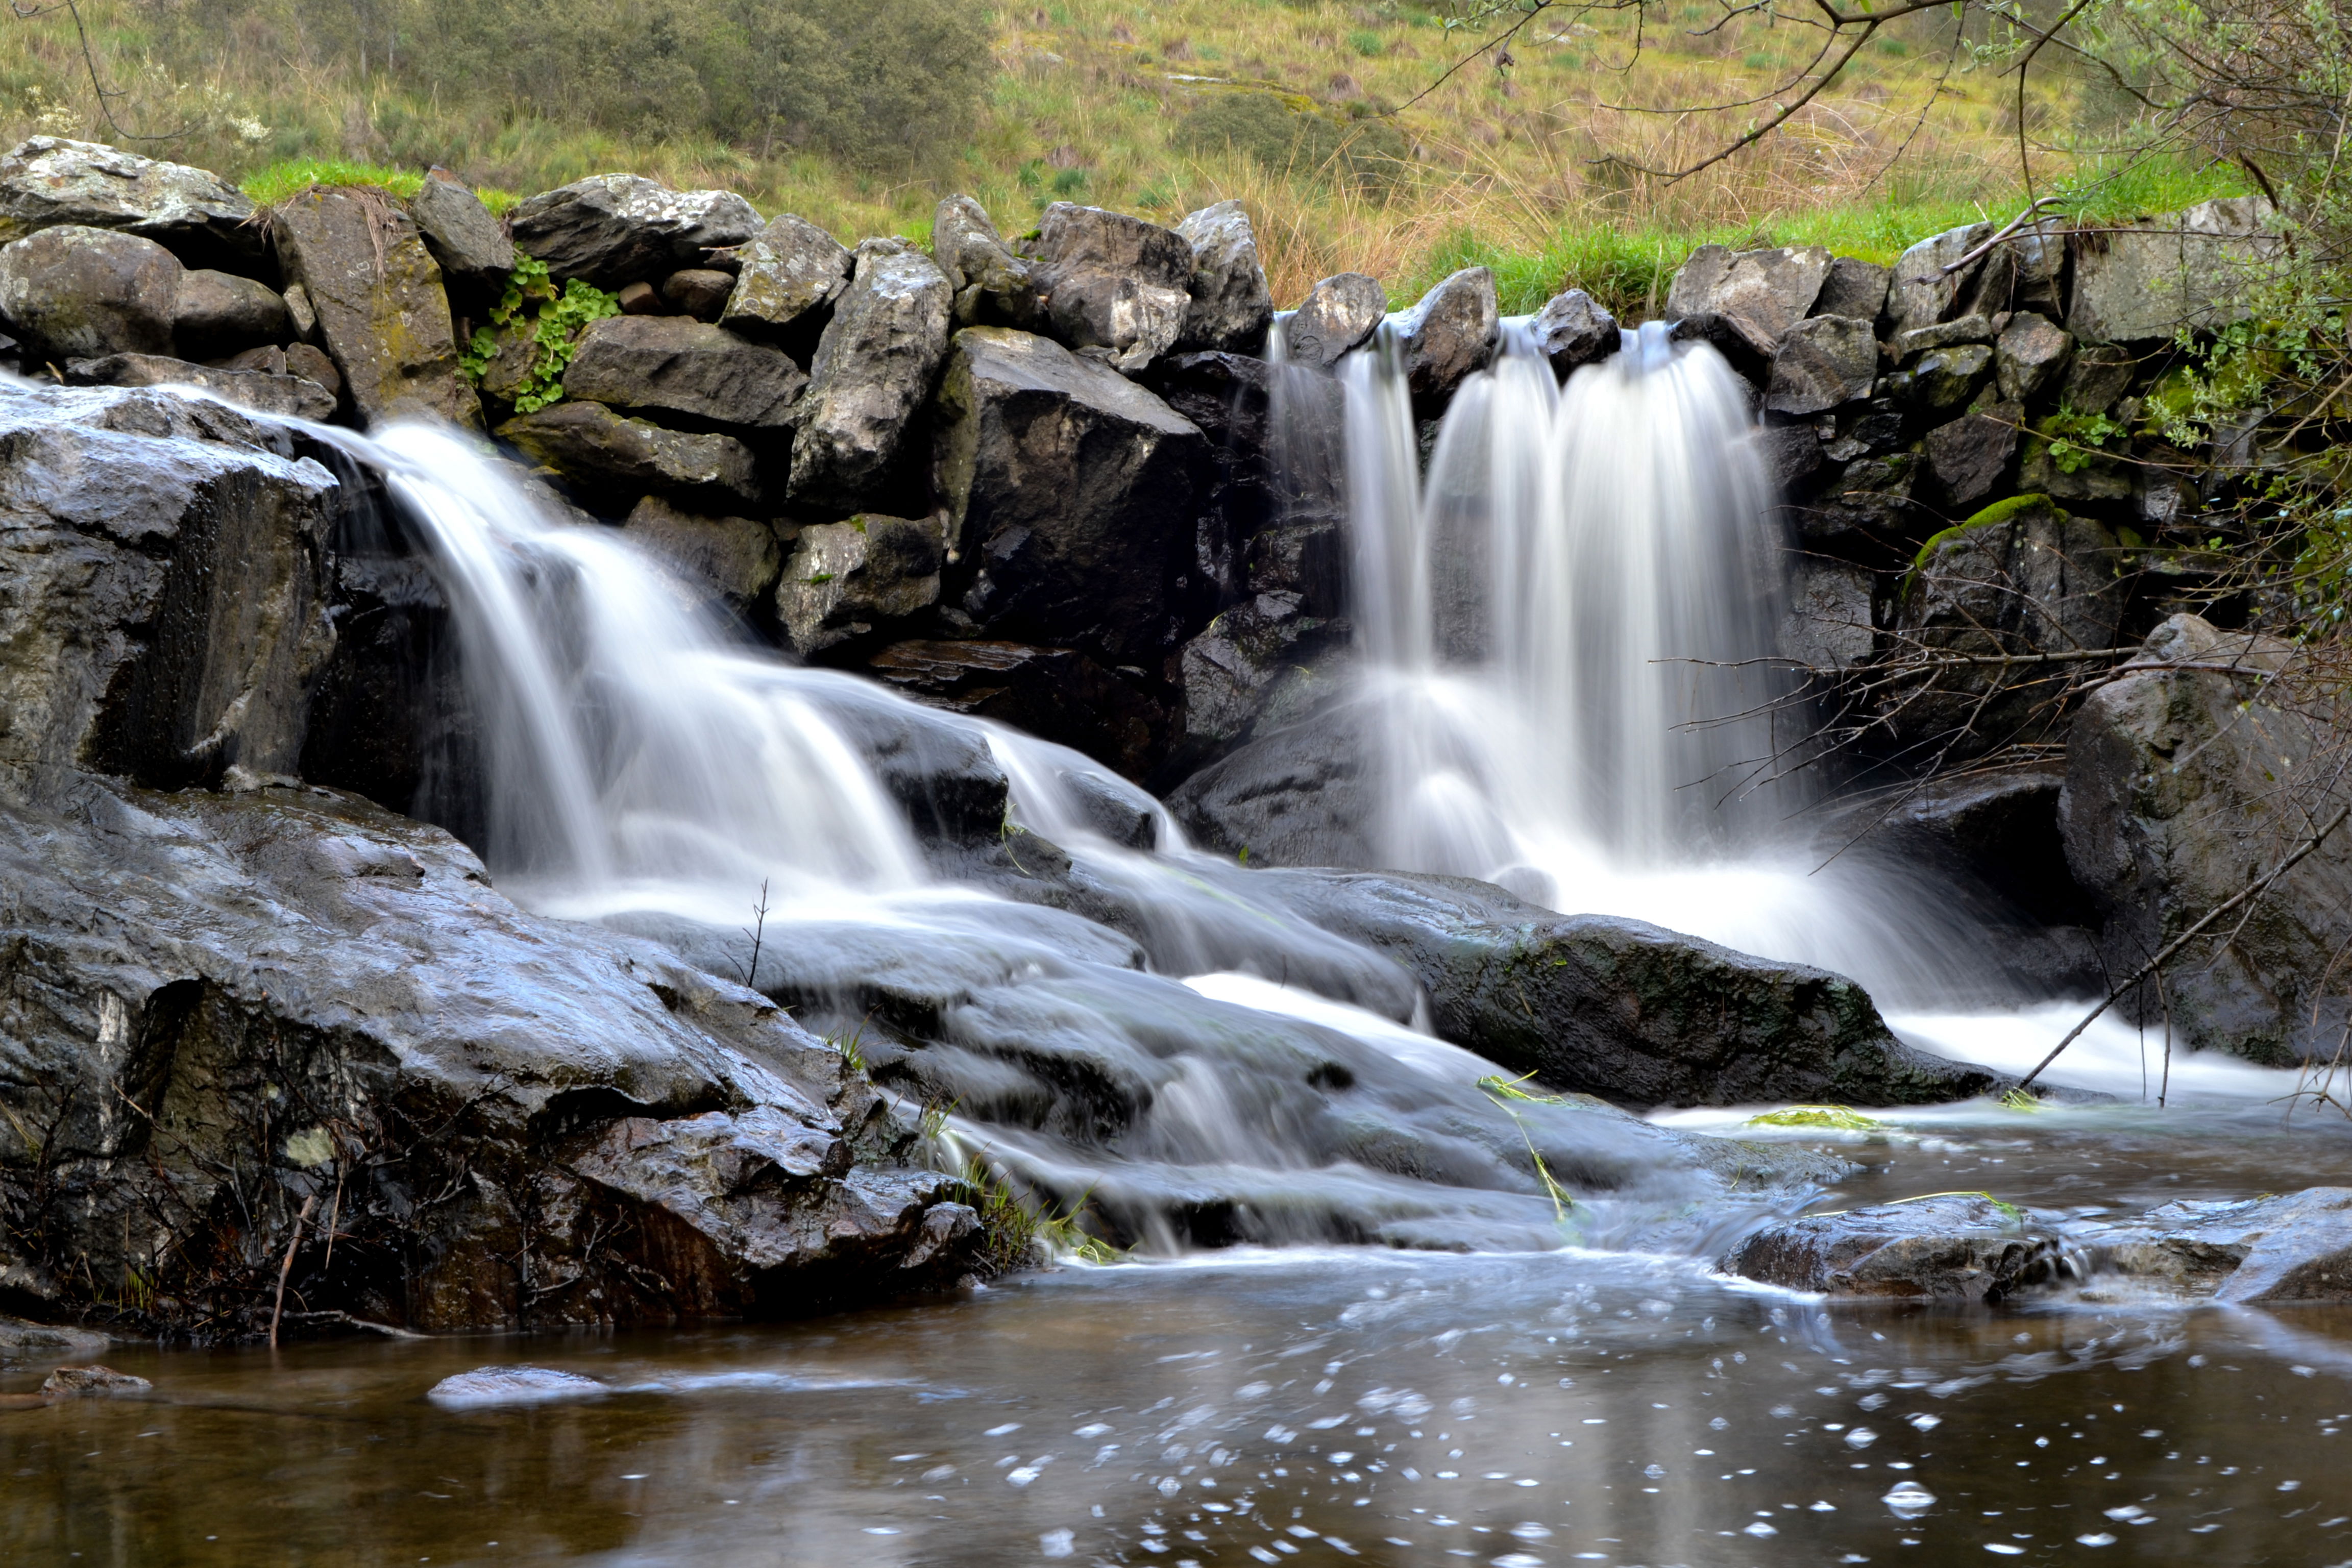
[268,1192,318,1350]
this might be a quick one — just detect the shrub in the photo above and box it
[1176,89,1410,194]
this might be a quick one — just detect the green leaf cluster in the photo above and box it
[2036,406,2127,473]
[459,254,620,414]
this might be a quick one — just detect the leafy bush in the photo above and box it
[458,255,620,413]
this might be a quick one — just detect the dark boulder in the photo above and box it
[61,353,336,423]
[787,239,952,511]
[934,326,1208,664]
[620,495,785,622]
[1248,869,2005,1108]
[1994,312,2072,403]
[1284,272,1386,370]
[2060,614,2352,1062]
[777,514,944,655]
[1921,399,2023,509]
[931,194,1044,333]
[173,268,288,359]
[1725,1193,2056,1300]
[562,314,805,430]
[1812,255,1891,323]
[1664,244,1831,357]
[1174,200,1273,354]
[0,225,180,364]
[510,175,761,290]
[1170,590,1349,775]
[271,187,480,430]
[0,136,259,267]
[1764,314,1877,417]
[2059,344,2140,415]
[1164,700,1376,868]
[721,213,853,351]
[1529,287,1618,377]
[1793,451,1923,555]
[660,268,735,322]
[1892,342,1993,420]
[407,172,514,298]
[867,639,1166,780]
[1022,202,1193,373]
[1890,494,2123,753]
[1777,557,1876,673]
[0,384,338,790]
[0,775,978,1336]
[497,400,762,510]
[1395,266,1498,409]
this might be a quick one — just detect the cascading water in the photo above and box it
[1303,316,2201,1070]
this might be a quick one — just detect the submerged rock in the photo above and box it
[2089,1187,2352,1302]
[1725,1193,2058,1300]
[426,1365,607,1407]
[38,1364,152,1398]
[1247,870,2005,1109]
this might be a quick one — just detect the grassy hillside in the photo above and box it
[1,0,2247,313]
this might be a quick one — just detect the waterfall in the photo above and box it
[1315,321,2061,1013]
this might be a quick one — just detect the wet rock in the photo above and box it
[1793,451,1921,552]
[1884,222,1993,336]
[1891,313,1995,360]
[722,213,853,351]
[1164,701,1375,867]
[1529,287,1618,377]
[39,1364,152,1397]
[1023,202,1193,373]
[1891,495,2123,754]
[173,268,288,359]
[562,315,805,430]
[935,326,1207,664]
[0,137,259,266]
[2060,614,2352,1061]
[660,268,734,322]
[1725,1193,2056,1300]
[1251,870,2005,1108]
[777,514,944,654]
[1752,422,1823,497]
[0,225,180,364]
[1284,273,1386,370]
[1664,244,1831,357]
[1994,312,2072,403]
[407,172,514,297]
[1896,342,1993,421]
[1764,314,1877,416]
[510,175,762,289]
[1850,764,2096,928]
[1394,266,1499,411]
[620,495,783,621]
[0,384,337,789]
[1246,520,1348,616]
[2059,344,2139,415]
[271,187,480,429]
[297,553,463,819]
[0,773,973,1334]
[1174,200,1273,354]
[1812,255,1891,323]
[788,239,952,510]
[868,639,1166,782]
[931,195,1042,333]
[2069,198,2280,344]
[1921,399,2023,509]
[2092,1187,2352,1303]
[1778,558,1876,672]
[426,1365,606,1407]
[1171,590,1348,772]
[61,353,337,422]
[498,400,762,510]
[0,1317,108,1364]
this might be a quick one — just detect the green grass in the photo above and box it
[241,157,522,211]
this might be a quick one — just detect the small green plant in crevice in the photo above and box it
[916,1093,959,1146]
[458,254,619,413]
[2000,1087,2044,1113]
[958,1158,1120,1272]
[2036,406,2127,473]
[1746,1104,1887,1132]
[825,1016,870,1076]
